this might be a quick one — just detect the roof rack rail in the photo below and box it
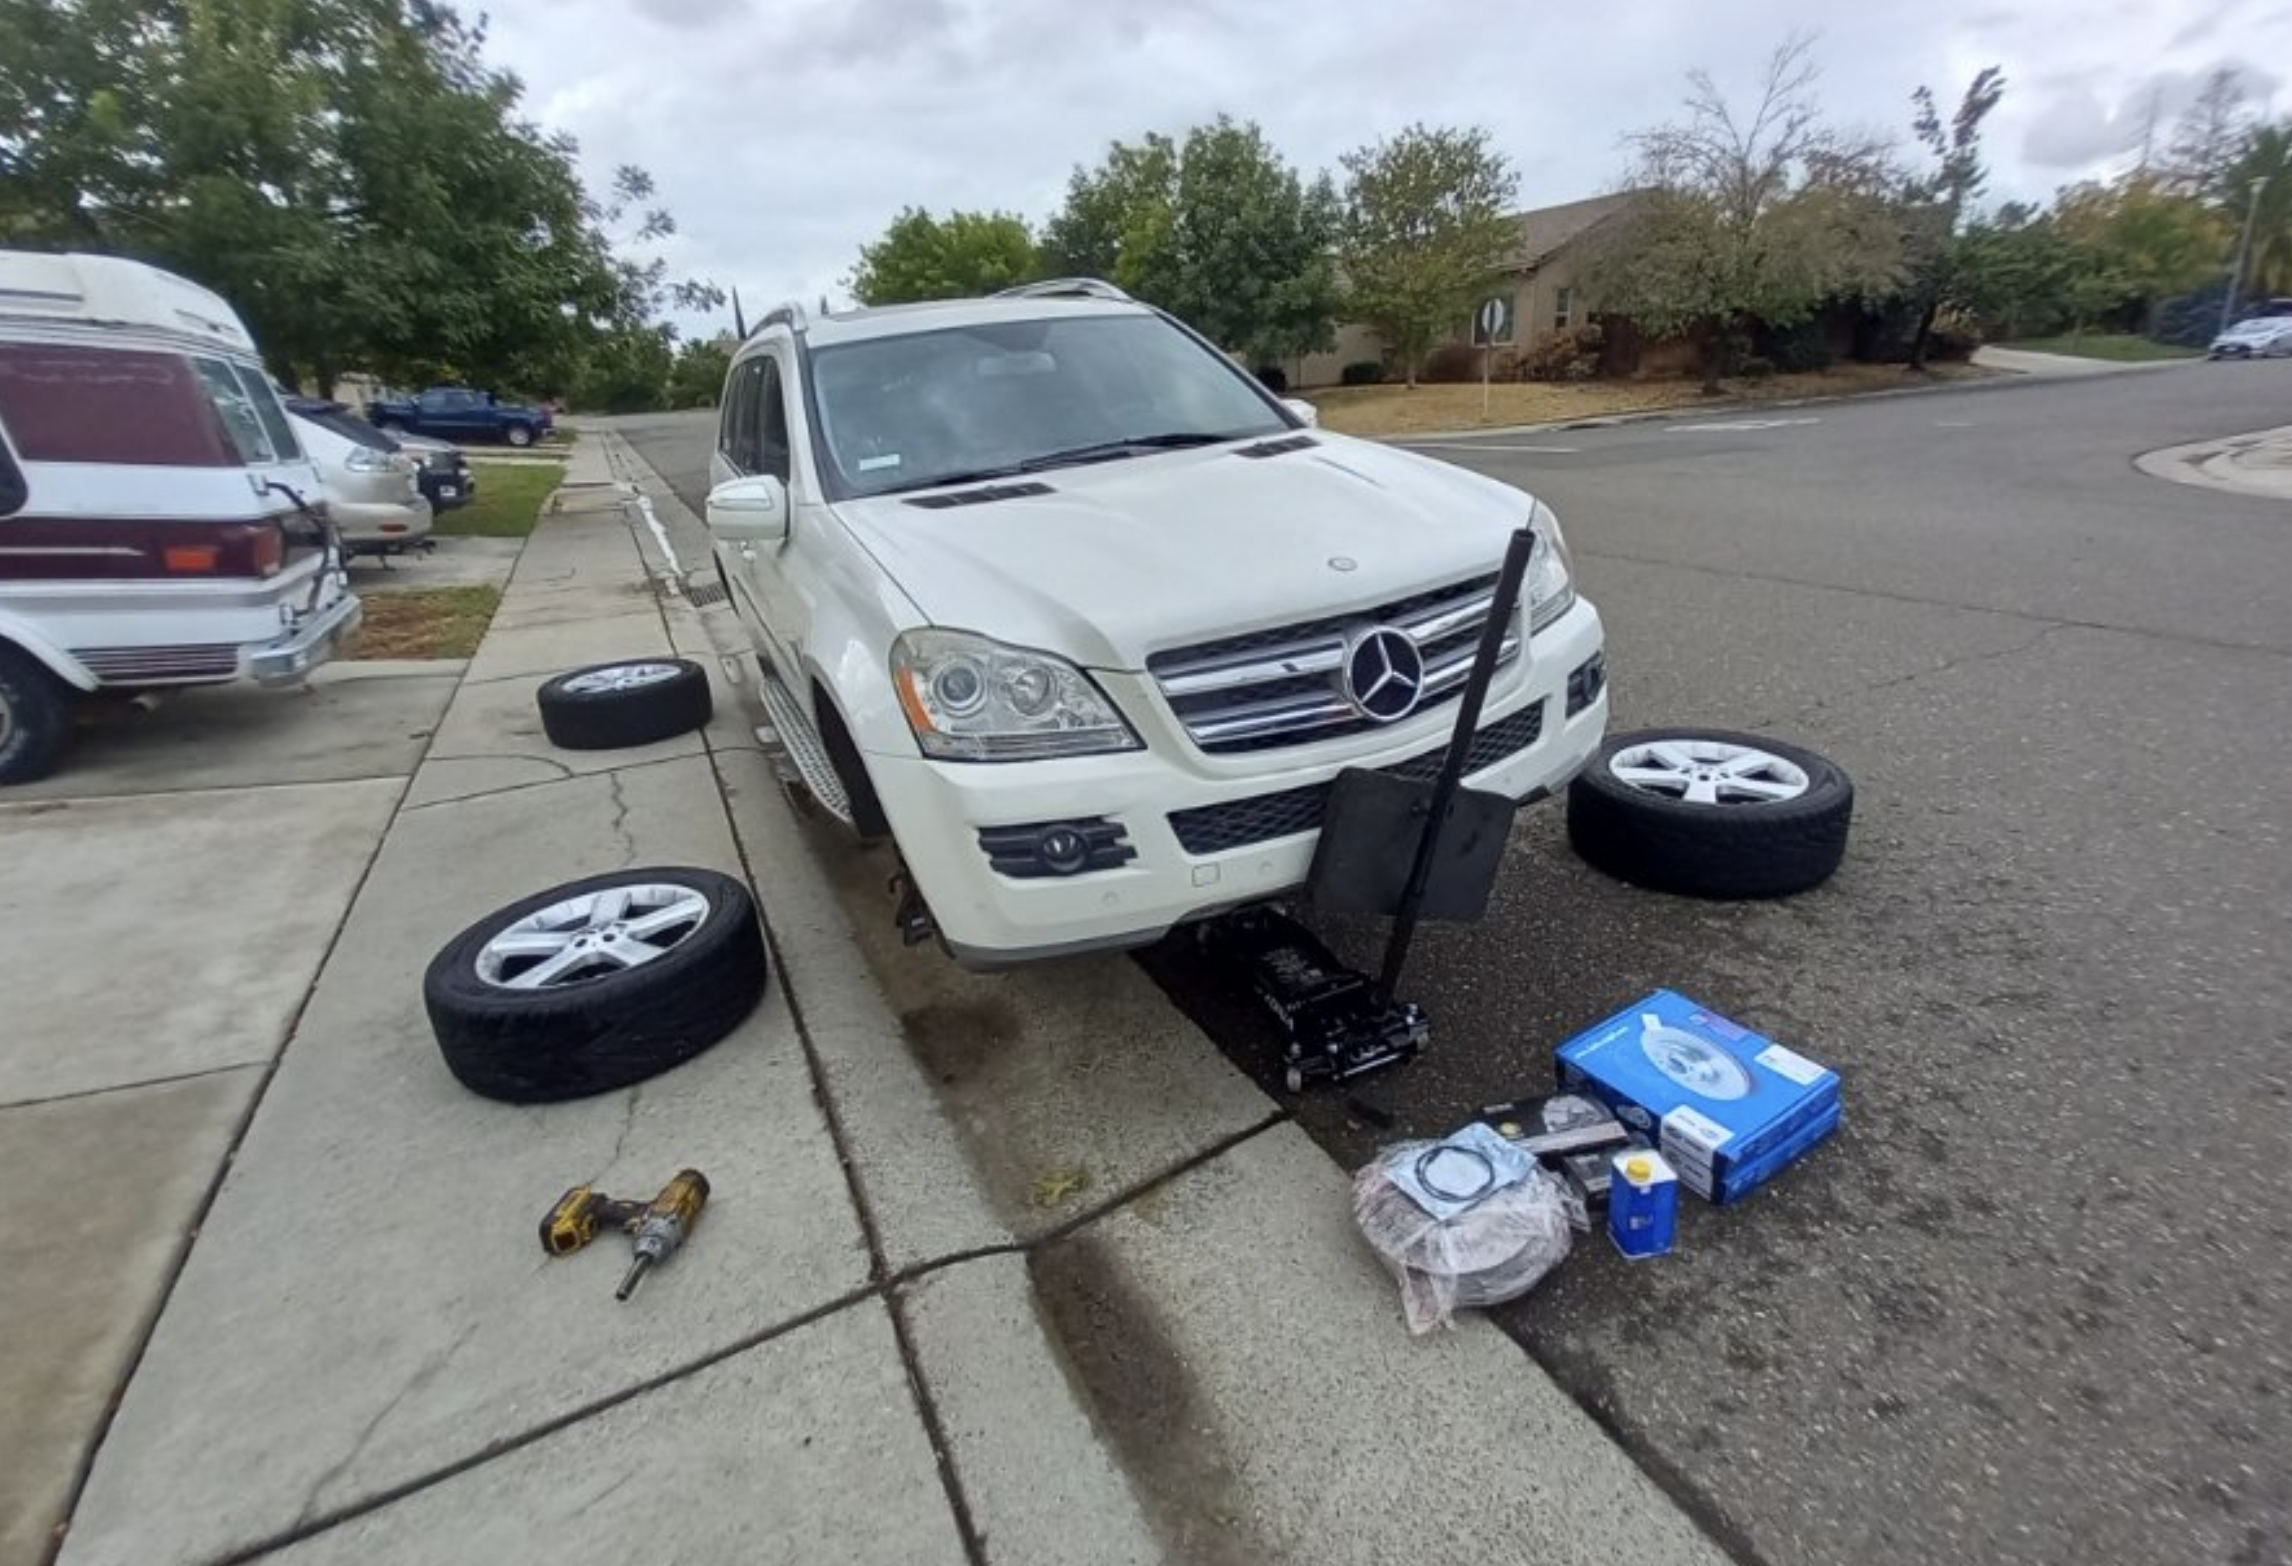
[991,277,1133,303]
[761,299,808,333]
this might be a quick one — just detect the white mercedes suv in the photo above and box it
[704,280,1608,965]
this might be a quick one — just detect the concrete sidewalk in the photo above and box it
[46,436,1728,1566]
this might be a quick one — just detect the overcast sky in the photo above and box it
[480,0,2292,336]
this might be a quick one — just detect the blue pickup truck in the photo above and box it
[363,386,554,448]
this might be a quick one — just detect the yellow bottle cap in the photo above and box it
[1624,1155,1655,1182]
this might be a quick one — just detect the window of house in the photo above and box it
[1471,293,1516,346]
[1553,287,1577,330]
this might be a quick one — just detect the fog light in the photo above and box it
[1567,653,1607,717]
[977,817,1137,879]
[1037,825,1091,875]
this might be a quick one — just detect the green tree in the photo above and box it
[0,0,695,394]
[1039,120,1339,365]
[667,334,734,410]
[1039,133,1177,280]
[1586,36,1902,391]
[847,207,1038,304]
[2222,123,2292,301]
[1336,123,1518,386]
[1118,118,1338,366]
[2160,68,2256,204]
[1899,65,2006,368]
[567,322,672,414]
[2051,175,2223,334]
[1958,205,2077,339]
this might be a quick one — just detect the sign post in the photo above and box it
[1475,297,1502,422]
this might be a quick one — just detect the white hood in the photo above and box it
[830,434,1538,670]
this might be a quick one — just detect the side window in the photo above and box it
[191,357,280,464]
[720,360,762,472]
[233,365,302,462]
[0,432,24,517]
[754,357,791,482]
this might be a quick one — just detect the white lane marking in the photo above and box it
[1400,441,1581,453]
[1661,416,1822,432]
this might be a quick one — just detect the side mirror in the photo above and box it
[1283,397,1319,429]
[707,474,789,543]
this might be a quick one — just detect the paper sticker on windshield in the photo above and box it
[857,454,902,473]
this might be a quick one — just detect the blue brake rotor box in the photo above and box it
[1553,990,1839,1203]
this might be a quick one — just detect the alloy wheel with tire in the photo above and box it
[506,424,535,447]
[424,867,769,1102]
[1567,727,1853,898]
[0,646,71,786]
[536,658,712,750]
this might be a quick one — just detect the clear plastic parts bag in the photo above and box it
[1353,1132,1579,1335]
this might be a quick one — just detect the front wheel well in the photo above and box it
[810,679,891,842]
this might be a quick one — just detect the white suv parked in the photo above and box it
[704,280,1608,965]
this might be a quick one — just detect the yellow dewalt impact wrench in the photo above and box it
[539,1169,711,1302]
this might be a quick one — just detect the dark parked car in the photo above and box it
[364,385,553,447]
[285,397,475,515]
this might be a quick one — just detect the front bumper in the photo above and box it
[244,589,362,685]
[870,598,1608,965]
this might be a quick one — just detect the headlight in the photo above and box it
[345,446,389,473]
[890,629,1141,761]
[1527,502,1576,632]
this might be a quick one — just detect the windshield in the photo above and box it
[808,313,1289,498]
[287,398,397,452]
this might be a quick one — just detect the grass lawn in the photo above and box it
[1303,360,1995,438]
[347,585,503,660]
[1997,333,2202,362]
[434,461,563,538]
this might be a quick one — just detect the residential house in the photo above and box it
[1292,189,1652,387]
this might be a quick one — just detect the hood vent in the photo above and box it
[902,481,1055,510]
[1234,435,1319,459]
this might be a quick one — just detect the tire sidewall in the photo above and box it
[0,649,70,785]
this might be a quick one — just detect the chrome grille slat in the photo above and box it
[1149,571,1520,754]
[1156,636,1345,698]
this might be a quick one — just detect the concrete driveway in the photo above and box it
[0,650,460,1565]
[613,359,2292,1566]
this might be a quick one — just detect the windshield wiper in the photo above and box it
[1017,430,1252,473]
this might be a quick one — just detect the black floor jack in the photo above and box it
[1199,526,1540,1092]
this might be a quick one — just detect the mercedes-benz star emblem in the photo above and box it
[1344,627,1425,722]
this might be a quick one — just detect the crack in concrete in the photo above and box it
[401,751,698,814]
[605,770,637,868]
[293,1318,482,1527]
[604,1083,643,1175]
[0,1060,264,1114]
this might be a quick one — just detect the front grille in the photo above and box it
[1147,572,1520,754]
[75,644,240,683]
[1167,701,1546,855]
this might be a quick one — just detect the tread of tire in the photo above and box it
[536,659,713,751]
[423,867,768,1102]
[1567,728,1853,899]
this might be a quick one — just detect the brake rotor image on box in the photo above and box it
[1637,1013,1753,1101]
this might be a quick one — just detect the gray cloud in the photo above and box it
[480,0,2292,331]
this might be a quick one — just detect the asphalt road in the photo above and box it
[614,359,2292,1566]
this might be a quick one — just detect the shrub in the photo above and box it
[1519,324,1604,381]
[1421,341,1484,383]
[1339,359,1385,386]
[1736,356,1777,380]
[1753,317,1833,373]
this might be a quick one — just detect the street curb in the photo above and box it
[2133,422,2292,502]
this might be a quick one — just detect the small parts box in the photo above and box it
[1555,990,1840,1204]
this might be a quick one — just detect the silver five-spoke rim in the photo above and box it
[1609,739,1810,806]
[476,883,711,990]
[563,662,682,695]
